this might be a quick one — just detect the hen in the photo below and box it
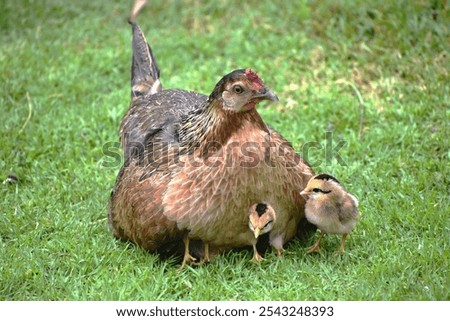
[109,22,314,263]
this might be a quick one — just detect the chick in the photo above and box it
[178,202,276,269]
[248,202,276,263]
[300,174,360,255]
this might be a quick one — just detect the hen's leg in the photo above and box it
[200,242,211,264]
[178,235,196,271]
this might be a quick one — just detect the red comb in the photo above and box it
[245,68,264,90]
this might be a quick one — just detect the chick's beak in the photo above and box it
[255,87,279,102]
[300,190,310,200]
[253,228,261,239]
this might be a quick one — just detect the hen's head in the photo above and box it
[209,68,278,112]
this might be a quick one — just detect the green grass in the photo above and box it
[1,0,448,300]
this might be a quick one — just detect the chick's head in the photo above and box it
[300,173,343,202]
[248,203,276,239]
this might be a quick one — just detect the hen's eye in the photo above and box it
[233,85,244,94]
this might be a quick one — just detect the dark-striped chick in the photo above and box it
[178,202,276,269]
[248,203,276,263]
[300,174,360,255]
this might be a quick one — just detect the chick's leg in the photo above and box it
[178,235,197,271]
[307,231,325,254]
[251,243,265,264]
[270,236,285,257]
[335,233,348,255]
[274,246,285,257]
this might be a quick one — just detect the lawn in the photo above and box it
[0,0,448,300]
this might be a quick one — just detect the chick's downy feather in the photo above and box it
[300,173,360,254]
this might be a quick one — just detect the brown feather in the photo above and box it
[109,24,314,261]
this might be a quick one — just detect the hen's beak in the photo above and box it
[255,87,279,102]
[253,228,261,239]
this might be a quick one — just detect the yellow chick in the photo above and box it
[248,203,276,263]
[300,174,360,255]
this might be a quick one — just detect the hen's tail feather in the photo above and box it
[129,20,162,98]
[129,0,148,21]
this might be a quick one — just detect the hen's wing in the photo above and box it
[109,160,183,251]
[120,90,207,162]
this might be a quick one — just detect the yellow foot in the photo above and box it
[334,247,345,256]
[201,255,211,265]
[201,242,211,264]
[275,248,285,257]
[193,256,211,266]
[307,231,325,254]
[306,243,321,254]
[251,251,265,264]
[334,234,347,256]
[177,254,197,271]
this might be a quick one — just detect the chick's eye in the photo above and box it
[263,220,273,228]
[233,85,244,94]
[312,188,322,193]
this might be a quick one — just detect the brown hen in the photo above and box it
[109,22,314,264]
